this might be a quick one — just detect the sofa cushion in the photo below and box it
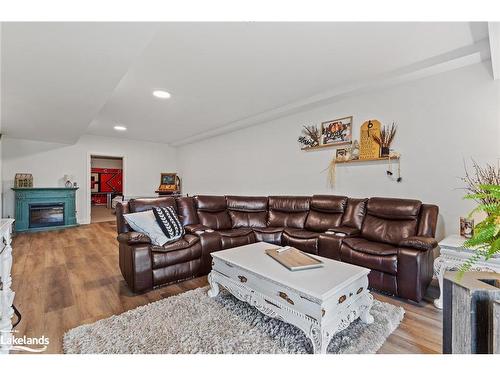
[253,227,284,234]
[341,246,398,275]
[226,196,268,211]
[305,195,347,231]
[151,236,202,269]
[283,228,321,239]
[151,234,200,253]
[326,226,360,236]
[195,195,231,230]
[367,197,422,219]
[217,228,254,237]
[129,197,177,213]
[253,226,284,245]
[341,198,368,229]
[227,196,268,228]
[342,237,398,256]
[195,195,227,211]
[217,228,255,249]
[176,197,199,226]
[361,198,421,245]
[268,211,309,228]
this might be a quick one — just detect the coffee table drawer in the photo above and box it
[212,258,323,319]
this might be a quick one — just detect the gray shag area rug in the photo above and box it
[63,287,404,354]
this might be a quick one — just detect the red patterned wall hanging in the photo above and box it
[91,168,122,205]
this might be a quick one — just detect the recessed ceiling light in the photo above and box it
[152,90,171,99]
[114,125,127,131]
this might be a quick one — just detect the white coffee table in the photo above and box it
[207,242,374,354]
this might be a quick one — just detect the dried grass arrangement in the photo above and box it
[461,159,500,208]
[322,155,337,188]
[298,125,321,148]
[372,122,397,156]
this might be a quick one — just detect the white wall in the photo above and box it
[91,156,123,169]
[178,62,500,239]
[2,135,176,223]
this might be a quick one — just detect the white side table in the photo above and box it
[434,234,500,309]
[0,218,15,354]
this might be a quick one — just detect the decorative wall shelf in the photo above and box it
[301,142,352,151]
[335,156,400,164]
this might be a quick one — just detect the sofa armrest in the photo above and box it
[399,236,438,251]
[326,226,360,236]
[118,242,153,293]
[117,231,151,245]
[185,224,212,234]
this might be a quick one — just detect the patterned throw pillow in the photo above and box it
[152,206,185,242]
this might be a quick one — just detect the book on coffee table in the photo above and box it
[265,246,323,271]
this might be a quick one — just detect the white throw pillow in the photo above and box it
[123,210,169,246]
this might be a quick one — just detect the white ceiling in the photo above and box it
[1,22,492,145]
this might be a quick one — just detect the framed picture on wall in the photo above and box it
[321,116,352,146]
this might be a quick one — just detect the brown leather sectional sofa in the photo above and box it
[116,195,439,302]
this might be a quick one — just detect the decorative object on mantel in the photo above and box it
[14,173,33,188]
[371,122,397,157]
[64,174,73,188]
[359,120,381,159]
[297,125,321,149]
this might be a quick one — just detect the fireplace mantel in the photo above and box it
[12,187,78,232]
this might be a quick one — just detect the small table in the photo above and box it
[207,242,374,354]
[0,218,15,354]
[433,234,500,309]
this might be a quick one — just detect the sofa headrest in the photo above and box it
[128,197,177,213]
[311,195,348,213]
[268,196,310,212]
[226,196,268,212]
[176,197,199,225]
[195,195,227,212]
[367,197,421,220]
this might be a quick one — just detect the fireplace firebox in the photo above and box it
[29,203,65,228]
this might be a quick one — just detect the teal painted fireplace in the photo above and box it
[12,187,78,232]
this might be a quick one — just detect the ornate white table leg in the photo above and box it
[360,294,374,324]
[0,229,14,354]
[309,326,329,354]
[207,272,220,298]
[433,256,446,309]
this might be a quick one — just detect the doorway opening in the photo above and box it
[90,155,124,223]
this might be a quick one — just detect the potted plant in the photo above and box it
[459,161,500,274]
[371,122,397,157]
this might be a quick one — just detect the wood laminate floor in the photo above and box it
[10,222,443,354]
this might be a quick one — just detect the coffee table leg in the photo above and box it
[207,272,220,298]
[310,326,329,354]
[359,293,374,324]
